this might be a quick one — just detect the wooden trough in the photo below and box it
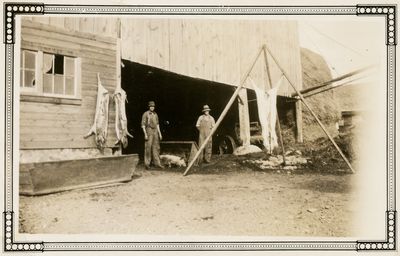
[20,154,139,196]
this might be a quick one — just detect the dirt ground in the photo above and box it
[19,153,356,237]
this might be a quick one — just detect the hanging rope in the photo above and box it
[304,22,366,58]
[301,24,339,77]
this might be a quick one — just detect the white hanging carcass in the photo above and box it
[114,87,133,148]
[84,73,110,150]
[250,76,283,153]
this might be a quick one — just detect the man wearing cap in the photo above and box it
[141,101,163,169]
[196,105,216,163]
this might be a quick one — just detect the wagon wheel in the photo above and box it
[218,135,237,155]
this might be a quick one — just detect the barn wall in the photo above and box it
[122,18,302,95]
[20,20,118,152]
[25,17,303,95]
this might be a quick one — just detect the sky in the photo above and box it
[297,17,386,77]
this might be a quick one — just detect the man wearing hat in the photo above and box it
[196,105,216,163]
[141,101,163,169]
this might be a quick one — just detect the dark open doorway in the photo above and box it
[121,60,239,160]
[121,60,296,160]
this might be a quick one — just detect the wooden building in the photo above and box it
[19,16,303,164]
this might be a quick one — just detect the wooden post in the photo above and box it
[264,45,355,173]
[295,101,303,143]
[262,47,287,163]
[183,47,264,176]
[238,89,251,146]
[116,38,122,90]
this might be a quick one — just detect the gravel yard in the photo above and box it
[19,155,356,237]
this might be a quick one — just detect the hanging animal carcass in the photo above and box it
[84,73,110,150]
[114,87,133,148]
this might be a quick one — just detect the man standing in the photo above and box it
[141,101,163,169]
[196,105,216,163]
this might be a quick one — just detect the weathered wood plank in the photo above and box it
[20,111,95,121]
[48,17,65,28]
[22,19,116,44]
[64,17,80,31]
[21,31,117,58]
[20,118,93,128]
[20,140,96,149]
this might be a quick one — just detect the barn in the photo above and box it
[18,17,303,194]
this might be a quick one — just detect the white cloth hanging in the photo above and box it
[250,76,283,153]
[84,73,110,150]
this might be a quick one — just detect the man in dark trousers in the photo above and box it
[196,105,216,163]
[141,101,163,169]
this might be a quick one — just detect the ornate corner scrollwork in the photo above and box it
[4,211,44,251]
[3,3,44,44]
[357,5,397,45]
[357,211,396,250]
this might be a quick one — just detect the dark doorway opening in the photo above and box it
[121,60,296,160]
[121,60,239,160]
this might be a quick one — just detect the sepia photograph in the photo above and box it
[1,0,397,254]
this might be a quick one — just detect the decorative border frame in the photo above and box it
[2,2,397,252]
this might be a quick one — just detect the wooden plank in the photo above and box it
[20,128,93,136]
[81,60,117,70]
[79,17,95,35]
[20,95,82,105]
[20,140,96,149]
[19,111,114,123]
[48,17,65,28]
[120,18,147,64]
[81,75,117,86]
[146,19,170,70]
[20,102,116,118]
[64,17,80,31]
[21,30,117,58]
[21,40,77,57]
[168,19,183,74]
[20,127,117,141]
[31,17,50,25]
[20,111,95,121]
[20,102,84,114]
[20,118,93,128]
[93,17,109,35]
[22,19,116,44]
[22,33,80,51]
[21,35,117,61]
[20,137,118,149]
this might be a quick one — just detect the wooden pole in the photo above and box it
[264,45,355,173]
[303,77,365,98]
[183,47,264,176]
[290,65,374,97]
[262,47,286,164]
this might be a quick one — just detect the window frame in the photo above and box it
[20,49,81,101]
[20,50,39,93]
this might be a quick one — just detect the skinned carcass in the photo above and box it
[114,87,133,148]
[84,73,110,150]
[250,76,283,153]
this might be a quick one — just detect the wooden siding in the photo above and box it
[23,17,303,95]
[20,20,118,149]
